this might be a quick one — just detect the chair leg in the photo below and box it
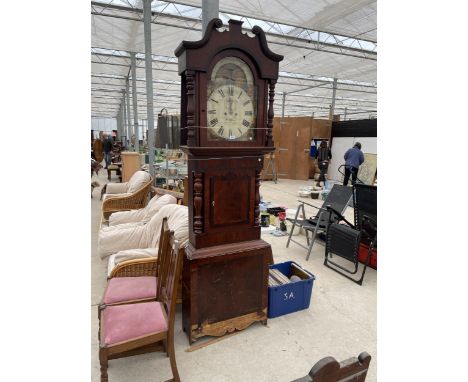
[306,227,319,261]
[163,338,169,357]
[167,336,181,382]
[99,347,108,382]
[97,306,102,342]
[286,206,302,248]
[286,222,294,248]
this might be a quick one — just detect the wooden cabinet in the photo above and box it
[121,151,140,182]
[265,117,332,180]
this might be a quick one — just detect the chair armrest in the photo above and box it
[109,257,158,278]
[297,200,322,210]
[101,179,152,221]
[362,214,377,226]
[361,215,377,241]
[106,182,129,194]
[326,205,355,228]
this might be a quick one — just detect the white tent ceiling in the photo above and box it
[91,0,376,120]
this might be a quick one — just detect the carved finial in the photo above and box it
[212,18,224,29]
[228,19,243,33]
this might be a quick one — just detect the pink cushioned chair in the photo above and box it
[98,219,172,310]
[98,235,183,382]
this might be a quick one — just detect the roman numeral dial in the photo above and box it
[207,84,255,141]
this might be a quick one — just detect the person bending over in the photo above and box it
[343,142,364,186]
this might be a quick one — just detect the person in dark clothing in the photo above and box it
[102,133,113,169]
[343,142,365,186]
[314,140,332,187]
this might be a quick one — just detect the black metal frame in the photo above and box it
[323,205,377,285]
[353,183,377,247]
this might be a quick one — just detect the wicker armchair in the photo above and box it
[109,257,158,278]
[101,176,153,223]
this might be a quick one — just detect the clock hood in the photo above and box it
[174,19,283,79]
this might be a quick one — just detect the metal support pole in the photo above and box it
[344,107,347,121]
[202,0,219,36]
[130,52,139,153]
[329,78,337,121]
[120,99,124,139]
[281,92,286,124]
[122,95,127,145]
[143,0,155,178]
[116,105,121,137]
[119,108,123,139]
[126,78,131,149]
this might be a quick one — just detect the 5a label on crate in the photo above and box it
[283,292,295,300]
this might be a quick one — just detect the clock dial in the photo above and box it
[207,57,257,141]
[207,84,255,140]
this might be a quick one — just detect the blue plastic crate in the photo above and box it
[268,261,315,318]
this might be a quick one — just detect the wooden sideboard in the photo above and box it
[121,151,141,182]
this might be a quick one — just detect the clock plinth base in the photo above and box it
[189,310,267,343]
[182,239,273,344]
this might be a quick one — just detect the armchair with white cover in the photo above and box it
[101,170,153,223]
[98,203,189,278]
[108,193,177,226]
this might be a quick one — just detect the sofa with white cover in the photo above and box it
[108,193,177,226]
[98,203,189,276]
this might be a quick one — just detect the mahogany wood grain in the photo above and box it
[175,18,283,344]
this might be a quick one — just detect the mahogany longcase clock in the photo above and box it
[175,18,283,344]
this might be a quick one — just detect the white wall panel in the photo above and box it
[329,137,354,181]
[328,136,376,181]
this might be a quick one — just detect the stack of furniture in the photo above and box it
[323,184,377,285]
[98,224,184,382]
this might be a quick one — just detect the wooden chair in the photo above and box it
[291,352,371,382]
[101,176,153,223]
[107,163,122,182]
[98,219,172,315]
[99,236,184,382]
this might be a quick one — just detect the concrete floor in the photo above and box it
[91,173,376,382]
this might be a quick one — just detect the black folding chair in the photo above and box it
[323,185,377,285]
[286,185,353,261]
[353,184,377,247]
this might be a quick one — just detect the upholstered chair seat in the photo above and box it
[101,302,167,346]
[101,276,157,305]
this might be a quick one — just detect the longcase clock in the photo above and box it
[175,18,283,344]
